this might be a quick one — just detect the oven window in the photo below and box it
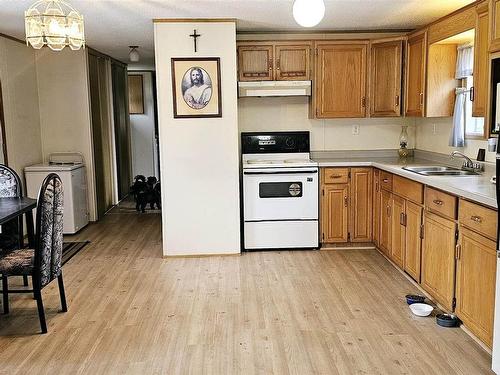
[259,182,302,198]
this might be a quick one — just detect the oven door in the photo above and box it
[243,167,318,221]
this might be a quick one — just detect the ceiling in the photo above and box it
[0,0,474,69]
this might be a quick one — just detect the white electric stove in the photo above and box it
[241,132,319,250]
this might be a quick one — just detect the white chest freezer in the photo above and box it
[24,162,89,234]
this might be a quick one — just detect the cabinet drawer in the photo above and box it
[323,168,349,184]
[425,187,457,219]
[380,171,393,191]
[393,175,423,204]
[459,199,497,240]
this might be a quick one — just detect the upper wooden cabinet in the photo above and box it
[275,43,312,81]
[405,31,427,117]
[237,44,274,81]
[369,39,403,117]
[473,1,490,117]
[315,41,368,118]
[237,41,311,81]
[490,0,500,51]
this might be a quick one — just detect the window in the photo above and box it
[464,76,485,138]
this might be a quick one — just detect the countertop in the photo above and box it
[313,155,497,209]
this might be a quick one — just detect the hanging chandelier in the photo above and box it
[25,0,85,51]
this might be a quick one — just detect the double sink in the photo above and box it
[403,166,480,177]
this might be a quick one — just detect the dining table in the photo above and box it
[0,197,37,248]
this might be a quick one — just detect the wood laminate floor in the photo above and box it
[0,202,494,374]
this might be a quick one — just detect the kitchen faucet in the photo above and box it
[451,151,483,172]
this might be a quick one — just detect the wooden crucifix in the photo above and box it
[189,29,201,53]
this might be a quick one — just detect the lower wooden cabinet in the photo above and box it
[404,202,423,282]
[322,184,349,243]
[321,168,372,244]
[456,226,497,348]
[421,211,457,311]
[391,195,405,268]
[379,189,392,255]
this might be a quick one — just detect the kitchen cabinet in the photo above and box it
[321,167,372,244]
[405,30,427,117]
[315,41,368,118]
[404,201,423,282]
[322,184,349,243]
[237,43,274,81]
[473,1,489,117]
[373,169,381,247]
[350,168,373,242]
[456,226,497,348]
[421,211,457,310]
[369,39,403,117]
[391,194,406,268]
[380,189,392,256]
[237,42,311,81]
[490,0,500,52]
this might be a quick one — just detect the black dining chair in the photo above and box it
[0,173,67,333]
[0,165,29,287]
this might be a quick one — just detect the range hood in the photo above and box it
[238,81,312,97]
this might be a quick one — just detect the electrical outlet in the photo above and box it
[433,124,437,135]
[352,124,360,136]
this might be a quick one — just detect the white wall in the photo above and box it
[154,21,240,256]
[35,48,97,220]
[239,97,415,150]
[128,71,158,178]
[415,117,495,162]
[0,37,43,180]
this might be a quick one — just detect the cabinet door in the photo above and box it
[421,211,456,310]
[456,227,497,348]
[350,168,373,242]
[237,44,274,81]
[370,40,403,117]
[322,184,349,243]
[379,190,392,256]
[404,202,423,282]
[315,43,368,118]
[391,195,405,268]
[490,0,500,52]
[275,43,311,81]
[472,2,489,118]
[405,32,427,117]
[373,169,381,247]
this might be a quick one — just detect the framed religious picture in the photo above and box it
[171,57,222,118]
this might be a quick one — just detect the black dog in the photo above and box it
[130,175,161,212]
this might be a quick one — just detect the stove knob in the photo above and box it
[285,137,295,148]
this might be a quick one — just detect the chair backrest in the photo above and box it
[0,164,22,198]
[34,173,63,288]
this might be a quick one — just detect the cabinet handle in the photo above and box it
[375,181,379,192]
[470,86,474,102]
[455,243,462,260]
[276,59,280,70]
[400,212,405,226]
[395,95,400,107]
[432,199,444,206]
[330,174,343,179]
[383,178,389,183]
[344,196,348,207]
[470,215,482,223]
[268,58,273,71]
[361,97,366,107]
[419,92,424,106]
[387,205,391,217]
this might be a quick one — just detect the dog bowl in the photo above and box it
[409,303,433,317]
[405,294,426,305]
[436,313,458,327]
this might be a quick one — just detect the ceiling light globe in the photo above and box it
[293,0,325,28]
[129,48,140,62]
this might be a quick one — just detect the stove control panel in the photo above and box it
[241,131,310,154]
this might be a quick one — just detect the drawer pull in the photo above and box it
[470,215,482,223]
[344,196,348,207]
[330,174,343,179]
[383,179,389,183]
[433,199,444,206]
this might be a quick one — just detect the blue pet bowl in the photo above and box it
[405,294,425,305]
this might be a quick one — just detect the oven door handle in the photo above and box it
[243,170,318,175]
